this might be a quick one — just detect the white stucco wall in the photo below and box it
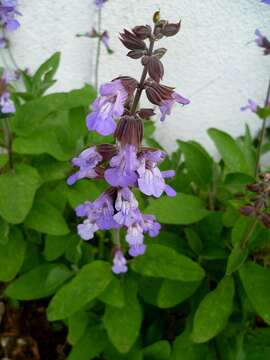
[2,0,270,153]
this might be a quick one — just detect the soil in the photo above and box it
[0,297,70,360]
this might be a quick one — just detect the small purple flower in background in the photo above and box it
[0,37,7,48]
[261,0,270,4]
[101,30,113,54]
[94,0,108,9]
[67,146,102,185]
[0,70,15,113]
[159,91,190,122]
[241,99,258,113]
[255,29,270,55]
[86,80,128,135]
[0,0,21,32]
[112,250,127,274]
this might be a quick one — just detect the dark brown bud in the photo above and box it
[261,213,270,228]
[114,115,143,147]
[246,183,261,193]
[141,55,150,65]
[145,81,174,105]
[114,76,138,99]
[161,21,181,37]
[97,144,117,161]
[127,49,145,59]
[132,25,152,40]
[119,29,146,51]
[153,47,167,60]
[148,56,164,82]
[240,205,255,216]
[137,108,155,119]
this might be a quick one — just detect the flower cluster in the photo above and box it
[0,0,21,31]
[240,173,270,229]
[68,12,190,273]
[0,69,15,113]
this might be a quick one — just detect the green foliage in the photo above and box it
[1,53,270,359]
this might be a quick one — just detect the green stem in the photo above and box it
[112,229,120,247]
[254,78,270,177]
[95,8,102,89]
[2,117,13,169]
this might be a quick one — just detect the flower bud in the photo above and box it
[240,205,255,216]
[127,49,145,59]
[261,213,270,228]
[141,55,150,65]
[114,115,143,147]
[148,56,164,82]
[153,47,167,59]
[161,21,181,37]
[138,108,155,119]
[132,25,152,40]
[246,183,261,193]
[119,29,146,51]
[153,11,161,24]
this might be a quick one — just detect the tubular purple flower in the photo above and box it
[112,250,128,274]
[67,146,102,185]
[86,80,128,136]
[241,99,258,113]
[159,91,190,122]
[126,221,146,257]
[113,188,139,226]
[142,214,161,237]
[105,145,139,187]
[137,150,176,198]
[0,0,21,31]
[0,70,15,114]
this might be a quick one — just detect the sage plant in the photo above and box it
[68,11,190,273]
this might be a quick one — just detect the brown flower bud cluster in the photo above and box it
[240,173,270,228]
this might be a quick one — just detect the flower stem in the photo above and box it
[95,7,102,89]
[254,78,270,177]
[112,228,120,247]
[1,117,13,169]
[130,38,155,115]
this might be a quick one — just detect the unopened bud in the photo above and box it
[132,25,152,40]
[261,213,270,228]
[138,108,155,119]
[148,56,164,82]
[141,55,150,65]
[161,21,181,37]
[246,183,261,193]
[153,11,161,24]
[153,47,167,60]
[240,205,255,216]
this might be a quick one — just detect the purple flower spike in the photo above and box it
[86,80,128,136]
[105,145,139,187]
[159,91,190,122]
[261,0,270,4]
[112,250,128,274]
[67,146,102,185]
[0,0,21,31]
[137,150,176,198]
[241,99,258,113]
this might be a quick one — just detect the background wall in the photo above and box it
[3,0,270,153]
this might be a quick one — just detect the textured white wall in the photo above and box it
[2,0,270,153]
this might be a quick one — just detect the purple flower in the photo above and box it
[255,29,270,55]
[261,0,270,4]
[114,188,139,226]
[0,71,15,114]
[126,221,146,257]
[67,146,102,185]
[86,80,128,136]
[105,145,139,187]
[94,0,107,9]
[0,37,7,48]
[76,192,119,240]
[112,250,128,274]
[241,99,258,113]
[137,150,176,198]
[142,214,161,237]
[101,31,113,53]
[159,91,190,122]
[0,0,21,31]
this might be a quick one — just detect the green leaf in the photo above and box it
[0,216,9,245]
[179,140,213,188]
[68,325,107,360]
[5,263,72,300]
[48,261,113,321]
[0,227,25,281]
[157,279,201,308]
[132,244,205,282]
[68,310,91,345]
[99,277,125,308]
[239,262,270,325]
[185,228,203,255]
[103,276,142,353]
[67,179,106,209]
[145,193,208,225]
[143,340,171,360]
[44,234,76,261]
[0,164,40,224]
[12,85,96,136]
[25,200,69,235]
[191,276,235,343]
[226,246,248,275]
[208,128,251,174]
